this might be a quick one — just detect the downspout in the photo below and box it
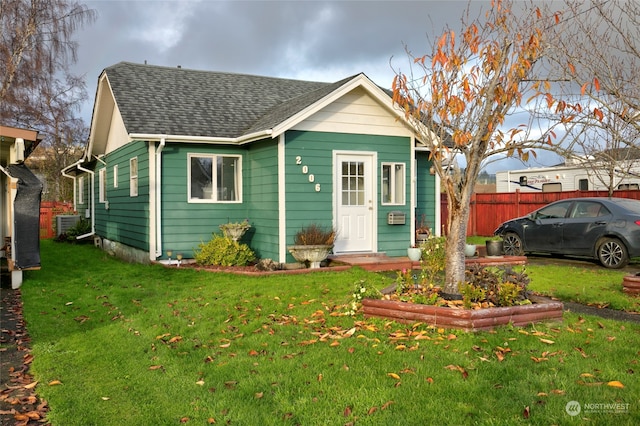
[61,167,77,212]
[76,162,95,240]
[154,137,166,260]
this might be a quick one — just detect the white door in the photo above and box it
[334,153,375,253]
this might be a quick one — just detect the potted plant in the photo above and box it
[219,219,251,241]
[485,235,503,257]
[287,223,335,268]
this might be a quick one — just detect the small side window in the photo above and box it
[130,157,138,197]
[99,168,107,203]
[381,163,405,205]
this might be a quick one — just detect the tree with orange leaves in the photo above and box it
[392,0,579,293]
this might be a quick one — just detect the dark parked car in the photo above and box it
[495,197,640,268]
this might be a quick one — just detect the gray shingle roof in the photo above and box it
[104,62,360,138]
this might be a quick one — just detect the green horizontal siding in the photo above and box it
[416,151,437,235]
[95,141,150,251]
[160,143,249,258]
[284,130,414,258]
[245,139,279,260]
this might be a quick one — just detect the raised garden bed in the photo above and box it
[362,295,563,331]
[622,273,640,296]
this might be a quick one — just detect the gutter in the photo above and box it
[75,162,95,240]
[128,129,273,145]
[61,161,82,213]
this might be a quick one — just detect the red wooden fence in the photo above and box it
[440,190,640,237]
[39,201,75,238]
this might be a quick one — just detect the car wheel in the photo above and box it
[503,232,524,256]
[597,237,629,269]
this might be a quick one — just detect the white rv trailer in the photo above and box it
[495,162,640,193]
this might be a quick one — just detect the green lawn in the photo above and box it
[21,241,640,425]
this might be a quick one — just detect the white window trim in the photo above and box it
[187,153,242,203]
[99,168,107,203]
[381,162,406,206]
[113,165,118,188]
[130,157,138,197]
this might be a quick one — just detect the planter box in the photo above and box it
[622,274,640,296]
[362,296,563,331]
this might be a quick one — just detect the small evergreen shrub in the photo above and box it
[56,218,92,243]
[194,234,255,266]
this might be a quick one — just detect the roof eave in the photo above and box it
[128,129,273,145]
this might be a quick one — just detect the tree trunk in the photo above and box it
[443,193,471,294]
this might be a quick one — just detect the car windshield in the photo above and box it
[534,201,571,219]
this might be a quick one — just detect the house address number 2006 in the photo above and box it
[295,156,321,192]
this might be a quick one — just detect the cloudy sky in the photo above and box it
[72,0,562,172]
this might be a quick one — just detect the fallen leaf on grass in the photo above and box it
[255,392,264,399]
[444,365,468,379]
[367,406,378,415]
[74,315,90,323]
[381,401,394,410]
[607,380,624,388]
[530,356,548,363]
[387,373,400,380]
[48,380,62,386]
[523,406,530,419]
[574,347,588,358]
[23,381,38,389]
[196,380,205,386]
[539,338,555,345]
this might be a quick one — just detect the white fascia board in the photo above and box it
[86,72,112,158]
[128,129,272,145]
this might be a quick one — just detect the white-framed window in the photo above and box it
[113,165,118,188]
[99,168,107,203]
[78,176,84,204]
[130,157,138,197]
[188,154,242,203]
[381,162,405,205]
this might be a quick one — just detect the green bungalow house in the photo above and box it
[62,62,440,264]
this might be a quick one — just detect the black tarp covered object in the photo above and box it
[6,163,42,269]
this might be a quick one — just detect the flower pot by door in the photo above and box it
[407,247,422,261]
[486,240,503,257]
[287,245,333,268]
[464,244,476,257]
